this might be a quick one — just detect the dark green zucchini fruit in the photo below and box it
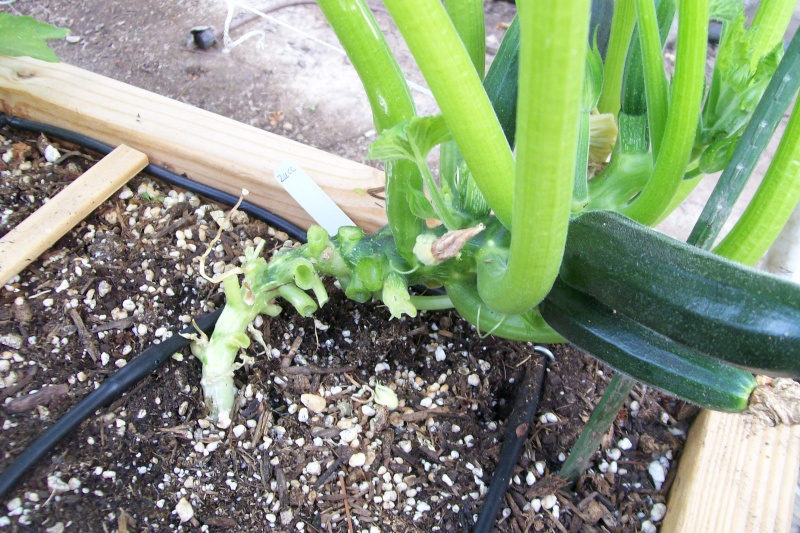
[560,210,800,378]
[541,279,757,412]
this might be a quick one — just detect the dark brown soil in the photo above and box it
[0,123,688,531]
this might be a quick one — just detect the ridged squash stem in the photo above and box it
[713,99,800,266]
[316,0,423,263]
[749,0,797,70]
[444,281,564,343]
[597,0,636,116]
[440,0,486,208]
[192,276,280,421]
[443,0,485,77]
[477,0,590,315]
[409,294,454,311]
[382,0,515,228]
[621,0,708,225]
[559,373,636,483]
[587,1,651,211]
[634,0,669,157]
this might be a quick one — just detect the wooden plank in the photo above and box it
[0,55,387,233]
[0,145,148,286]
[662,410,800,533]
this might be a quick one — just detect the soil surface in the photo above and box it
[0,121,688,532]
[2,0,794,531]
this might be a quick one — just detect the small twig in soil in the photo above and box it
[340,474,355,533]
[274,464,287,502]
[504,492,526,533]
[90,316,135,333]
[473,355,548,532]
[544,507,570,533]
[281,334,304,366]
[280,364,358,376]
[53,151,94,165]
[250,408,271,449]
[0,365,37,400]
[390,444,418,467]
[400,406,461,422]
[5,384,70,414]
[68,308,100,362]
[153,215,192,239]
[313,445,352,489]
[556,492,592,524]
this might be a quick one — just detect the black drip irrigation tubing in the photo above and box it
[0,114,308,244]
[0,114,537,529]
[0,309,222,500]
[0,113,310,500]
[472,355,548,532]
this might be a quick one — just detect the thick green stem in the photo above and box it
[444,0,485,77]
[440,0,486,210]
[597,0,636,116]
[383,0,515,228]
[635,0,669,157]
[560,373,636,483]
[621,0,708,225]
[445,281,564,343]
[317,0,422,263]
[476,0,590,316]
[749,0,797,69]
[713,100,800,266]
[409,294,454,311]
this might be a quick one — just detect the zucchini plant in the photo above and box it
[191,0,800,480]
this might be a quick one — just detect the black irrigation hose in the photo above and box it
[0,112,314,500]
[473,356,548,532]
[0,309,222,500]
[0,113,308,243]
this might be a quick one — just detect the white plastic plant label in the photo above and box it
[274,159,355,235]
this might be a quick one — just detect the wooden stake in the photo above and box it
[0,145,148,286]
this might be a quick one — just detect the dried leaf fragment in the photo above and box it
[431,224,485,262]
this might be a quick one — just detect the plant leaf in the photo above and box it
[407,189,437,220]
[405,114,452,156]
[709,0,742,22]
[368,122,414,162]
[698,14,783,146]
[368,114,452,163]
[0,14,70,62]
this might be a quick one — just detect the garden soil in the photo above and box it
[0,1,786,532]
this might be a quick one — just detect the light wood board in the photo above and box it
[0,55,387,233]
[662,410,800,532]
[0,145,148,286]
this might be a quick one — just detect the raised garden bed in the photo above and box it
[1,55,799,532]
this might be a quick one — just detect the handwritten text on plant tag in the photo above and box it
[274,160,356,235]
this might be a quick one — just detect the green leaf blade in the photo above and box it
[0,14,70,62]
